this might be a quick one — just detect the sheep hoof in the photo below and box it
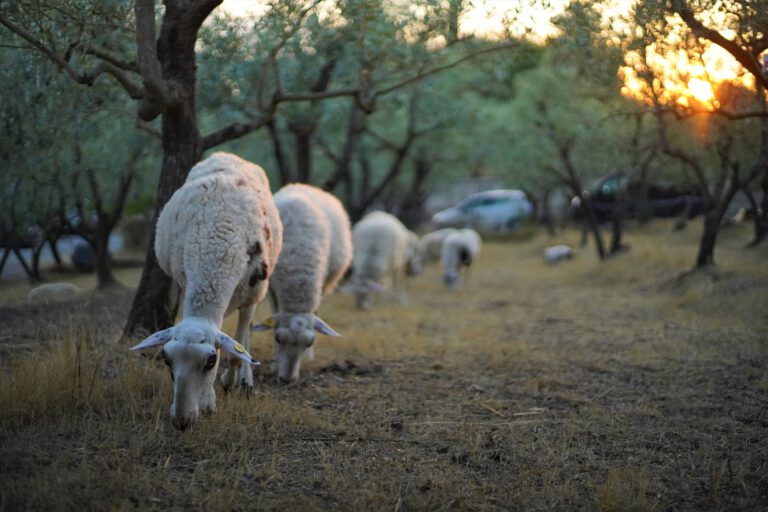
[238,381,254,397]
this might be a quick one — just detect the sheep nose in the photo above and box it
[173,417,192,431]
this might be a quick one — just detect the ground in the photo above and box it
[0,220,766,511]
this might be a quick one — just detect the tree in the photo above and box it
[622,0,768,266]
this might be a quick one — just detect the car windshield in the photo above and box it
[459,195,506,212]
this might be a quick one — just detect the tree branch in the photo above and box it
[200,110,275,150]
[134,0,182,120]
[671,0,768,89]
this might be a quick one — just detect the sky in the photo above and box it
[219,0,570,41]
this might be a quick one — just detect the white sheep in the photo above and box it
[251,184,352,384]
[350,211,422,309]
[543,245,574,264]
[130,152,283,430]
[26,282,83,302]
[441,228,482,289]
[417,228,456,264]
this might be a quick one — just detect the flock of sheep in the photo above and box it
[129,152,483,430]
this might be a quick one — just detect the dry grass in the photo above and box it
[1,220,767,511]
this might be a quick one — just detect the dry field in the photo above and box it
[1,220,766,511]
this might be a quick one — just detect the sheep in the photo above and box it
[26,282,83,302]
[543,245,574,264]
[417,228,456,264]
[130,152,283,430]
[251,184,352,384]
[349,211,422,309]
[441,228,481,289]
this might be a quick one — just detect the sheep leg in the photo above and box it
[219,303,257,393]
[234,303,256,391]
[394,268,409,306]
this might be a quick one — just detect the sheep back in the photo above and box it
[352,211,411,282]
[441,228,482,270]
[155,152,283,323]
[271,184,352,314]
[417,228,456,263]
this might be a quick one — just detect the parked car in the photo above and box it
[431,189,533,234]
[570,173,705,223]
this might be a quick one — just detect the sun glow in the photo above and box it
[619,15,754,111]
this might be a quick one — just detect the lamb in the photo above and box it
[417,228,456,264]
[349,211,422,309]
[441,228,482,289]
[251,184,352,384]
[130,152,283,430]
[26,282,83,302]
[543,245,574,264]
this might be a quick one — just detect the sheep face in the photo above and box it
[442,270,461,289]
[131,318,259,430]
[350,278,385,310]
[161,339,220,430]
[253,313,340,384]
[272,314,315,384]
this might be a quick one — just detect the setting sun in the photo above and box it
[688,78,714,103]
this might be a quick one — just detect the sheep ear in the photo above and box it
[215,332,260,366]
[130,328,172,351]
[250,316,275,332]
[367,281,386,293]
[313,316,341,337]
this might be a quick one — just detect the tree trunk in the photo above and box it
[609,190,627,255]
[399,157,431,229]
[48,237,63,267]
[323,105,366,193]
[579,194,606,259]
[295,131,312,183]
[267,120,292,186]
[123,13,202,338]
[93,218,116,288]
[695,182,739,268]
[540,188,556,236]
[696,211,719,267]
[747,173,768,247]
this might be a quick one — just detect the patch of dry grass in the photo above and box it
[1,220,767,510]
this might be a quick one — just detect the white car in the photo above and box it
[432,189,533,233]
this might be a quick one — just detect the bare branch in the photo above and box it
[0,12,143,96]
[374,42,520,97]
[201,111,275,150]
[134,0,182,120]
[86,47,138,72]
[135,117,162,139]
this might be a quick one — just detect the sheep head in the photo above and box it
[131,318,258,430]
[252,313,340,384]
[349,278,385,310]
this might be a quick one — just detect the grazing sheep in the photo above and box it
[130,152,283,430]
[543,245,574,264]
[251,184,352,384]
[441,228,482,289]
[26,282,83,302]
[350,211,422,309]
[417,228,456,264]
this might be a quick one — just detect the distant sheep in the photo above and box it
[543,245,574,264]
[26,282,83,302]
[130,152,283,430]
[417,228,456,264]
[441,228,482,289]
[252,184,352,384]
[350,211,422,309]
